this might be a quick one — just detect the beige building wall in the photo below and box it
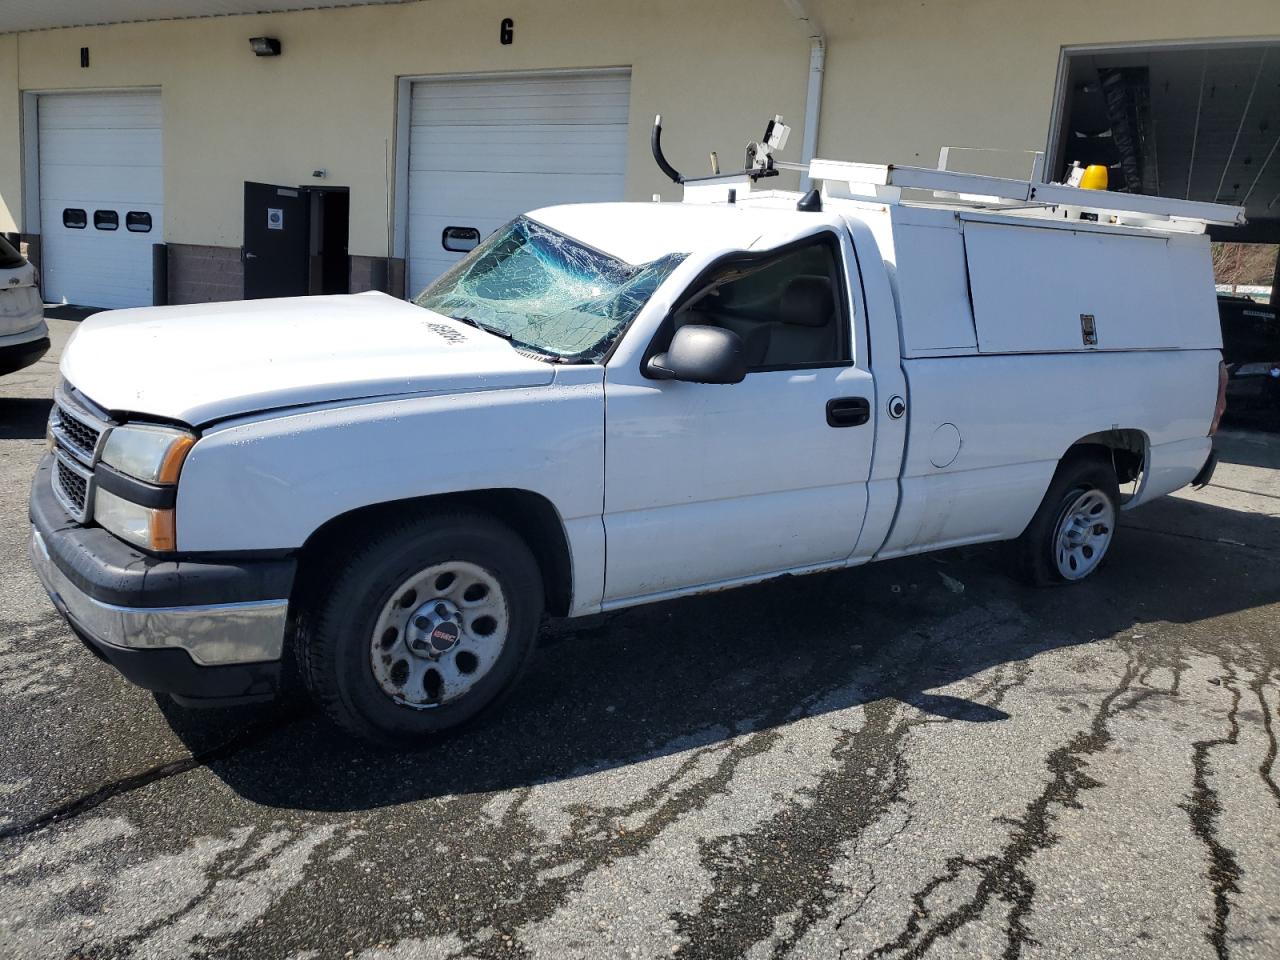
[1,0,1278,254]
[815,0,1280,176]
[0,34,20,234]
[0,0,811,257]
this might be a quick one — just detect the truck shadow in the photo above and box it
[0,397,54,440]
[156,494,1280,813]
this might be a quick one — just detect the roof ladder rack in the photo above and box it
[803,158,1247,232]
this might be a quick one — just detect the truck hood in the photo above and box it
[60,292,555,425]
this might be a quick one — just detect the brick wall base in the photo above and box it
[166,246,406,304]
[167,243,244,305]
[350,255,407,298]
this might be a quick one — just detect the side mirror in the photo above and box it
[646,324,747,385]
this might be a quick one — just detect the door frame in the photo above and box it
[1042,37,1280,186]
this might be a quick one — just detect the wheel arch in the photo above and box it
[1060,427,1148,489]
[293,489,574,618]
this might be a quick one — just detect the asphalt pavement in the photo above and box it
[2,317,1278,959]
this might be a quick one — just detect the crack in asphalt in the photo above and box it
[1205,483,1280,502]
[1124,525,1279,554]
[1182,670,1245,960]
[208,724,791,960]
[1249,668,1280,809]
[0,709,305,843]
[669,698,910,960]
[857,656,1148,960]
[663,618,1035,960]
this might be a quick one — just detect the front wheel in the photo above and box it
[1012,454,1120,586]
[296,511,543,745]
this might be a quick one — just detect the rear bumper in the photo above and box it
[29,455,295,705]
[1191,449,1218,489]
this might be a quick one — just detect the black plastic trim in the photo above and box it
[93,462,176,509]
[1191,449,1218,489]
[31,455,296,608]
[0,336,50,376]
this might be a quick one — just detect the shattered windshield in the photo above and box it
[414,216,686,362]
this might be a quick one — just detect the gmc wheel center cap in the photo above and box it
[429,620,460,653]
[409,600,462,657]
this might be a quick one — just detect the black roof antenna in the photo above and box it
[796,188,822,212]
[651,115,685,184]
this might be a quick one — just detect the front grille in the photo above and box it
[52,406,102,461]
[48,383,110,523]
[55,456,90,519]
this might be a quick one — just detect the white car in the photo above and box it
[29,152,1232,746]
[0,236,48,376]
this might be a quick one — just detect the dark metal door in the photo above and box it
[243,182,310,299]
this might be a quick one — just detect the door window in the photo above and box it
[668,238,849,371]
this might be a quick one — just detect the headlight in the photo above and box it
[94,423,194,552]
[101,424,195,485]
[93,487,177,552]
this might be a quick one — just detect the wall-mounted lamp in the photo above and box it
[249,37,282,57]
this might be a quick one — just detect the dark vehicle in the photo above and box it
[1218,294,1280,424]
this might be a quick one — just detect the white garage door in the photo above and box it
[407,70,630,296]
[38,91,163,309]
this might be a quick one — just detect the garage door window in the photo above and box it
[94,210,119,231]
[126,212,152,233]
[63,208,87,229]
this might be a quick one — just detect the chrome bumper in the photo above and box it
[30,528,288,666]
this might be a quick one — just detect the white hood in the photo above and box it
[60,292,554,425]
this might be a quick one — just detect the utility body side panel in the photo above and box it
[963,221,1220,354]
[875,349,1218,559]
[176,368,607,616]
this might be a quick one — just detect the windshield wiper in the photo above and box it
[450,314,567,364]
[450,314,512,340]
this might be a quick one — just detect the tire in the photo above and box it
[296,510,543,746]
[1011,453,1120,587]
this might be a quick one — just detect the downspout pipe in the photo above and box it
[781,0,826,192]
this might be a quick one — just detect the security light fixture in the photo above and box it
[250,37,281,57]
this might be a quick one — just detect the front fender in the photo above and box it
[175,374,605,606]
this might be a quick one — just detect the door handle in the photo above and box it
[826,396,870,428]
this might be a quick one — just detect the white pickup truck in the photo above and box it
[30,144,1235,745]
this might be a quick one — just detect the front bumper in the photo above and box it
[29,455,296,705]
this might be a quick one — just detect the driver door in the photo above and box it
[601,232,875,604]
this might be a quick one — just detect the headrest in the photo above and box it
[780,276,834,328]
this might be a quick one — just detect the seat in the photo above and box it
[760,276,836,366]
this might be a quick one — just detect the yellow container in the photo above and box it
[1079,165,1109,190]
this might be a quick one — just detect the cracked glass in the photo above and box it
[414,216,687,363]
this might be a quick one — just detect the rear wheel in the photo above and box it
[1012,454,1120,586]
[296,511,543,745]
